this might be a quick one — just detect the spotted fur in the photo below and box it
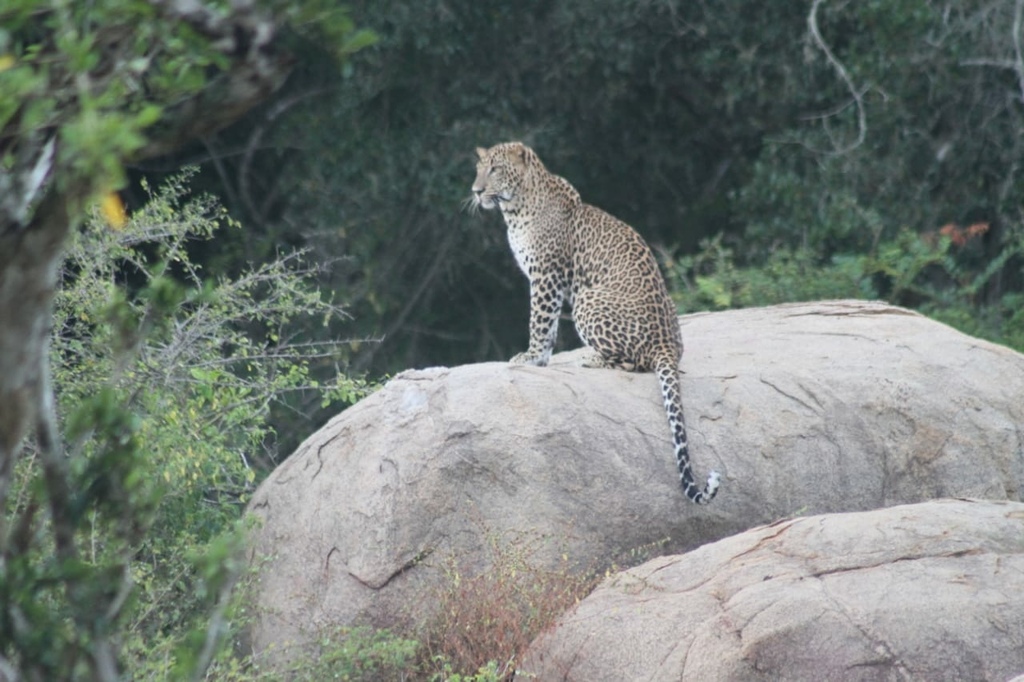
[471,141,721,504]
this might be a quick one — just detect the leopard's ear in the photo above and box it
[475,147,487,160]
[510,142,529,169]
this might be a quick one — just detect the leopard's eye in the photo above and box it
[488,166,496,175]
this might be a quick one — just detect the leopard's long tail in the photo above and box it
[654,357,720,504]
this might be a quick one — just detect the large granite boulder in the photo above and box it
[520,498,1024,682]
[244,300,1024,663]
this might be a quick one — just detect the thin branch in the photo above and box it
[36,339,121,681]
[188,564,239,682]
[807,0,868,154]
[359,229,459,372]
[1014,0,1024,103]
[0,655,17,682]
[201,135,244,221]
[798,86,870,121]
[959,58,1016,69]
[240,88,331,232]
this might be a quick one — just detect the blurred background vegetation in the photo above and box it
[146,0,1023,403]
[5,0,1024,678]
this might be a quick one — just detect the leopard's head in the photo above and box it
[470,142,533,211]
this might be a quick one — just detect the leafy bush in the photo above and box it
[666,224,1024,354]
[665,236,871,311]
[2,172,369,679]
[281,626,421,682]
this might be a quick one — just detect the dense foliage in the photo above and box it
[3,175,366,678]
[190,0,1024,373]
[0,0,371,678]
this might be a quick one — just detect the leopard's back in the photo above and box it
[567,202,682,371]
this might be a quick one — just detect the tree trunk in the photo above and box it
[0,0,295,522]
[0,189,74,506]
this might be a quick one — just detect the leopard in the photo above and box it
[470,141,721,504]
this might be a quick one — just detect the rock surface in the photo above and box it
[519,498,1024,682]
[244,300,1024,663]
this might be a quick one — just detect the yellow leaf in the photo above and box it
[99,191,127,229]
[0,55,14,72]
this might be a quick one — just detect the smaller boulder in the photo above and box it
[520,499,1024,682]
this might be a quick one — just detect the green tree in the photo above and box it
[45,172,365,678]
[0,0,372,677]
[727,0,1024,346]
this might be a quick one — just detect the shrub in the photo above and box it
[664,236,871,311]
[665,226,1024,355]
[1,171,369,679]
[418,530,599,680]
[283,626,421,682]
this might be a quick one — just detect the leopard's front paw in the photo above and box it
[510,351,549,367]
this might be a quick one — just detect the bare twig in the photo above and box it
[0,655,17,682]
[36,343,121,681]
[240,88,330,231]
[201,135,244,221]
[806,0,868,154]
[188,564,239,682]
[1014,0,1024,103]
[959,58,1016,69]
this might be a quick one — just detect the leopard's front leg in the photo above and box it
[510,271,565,367]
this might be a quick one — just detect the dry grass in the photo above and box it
[417,530,599,679]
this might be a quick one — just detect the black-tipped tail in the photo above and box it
[655,360,721,504]
[678,441,721,505]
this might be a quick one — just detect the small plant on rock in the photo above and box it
[418,529,599,680]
